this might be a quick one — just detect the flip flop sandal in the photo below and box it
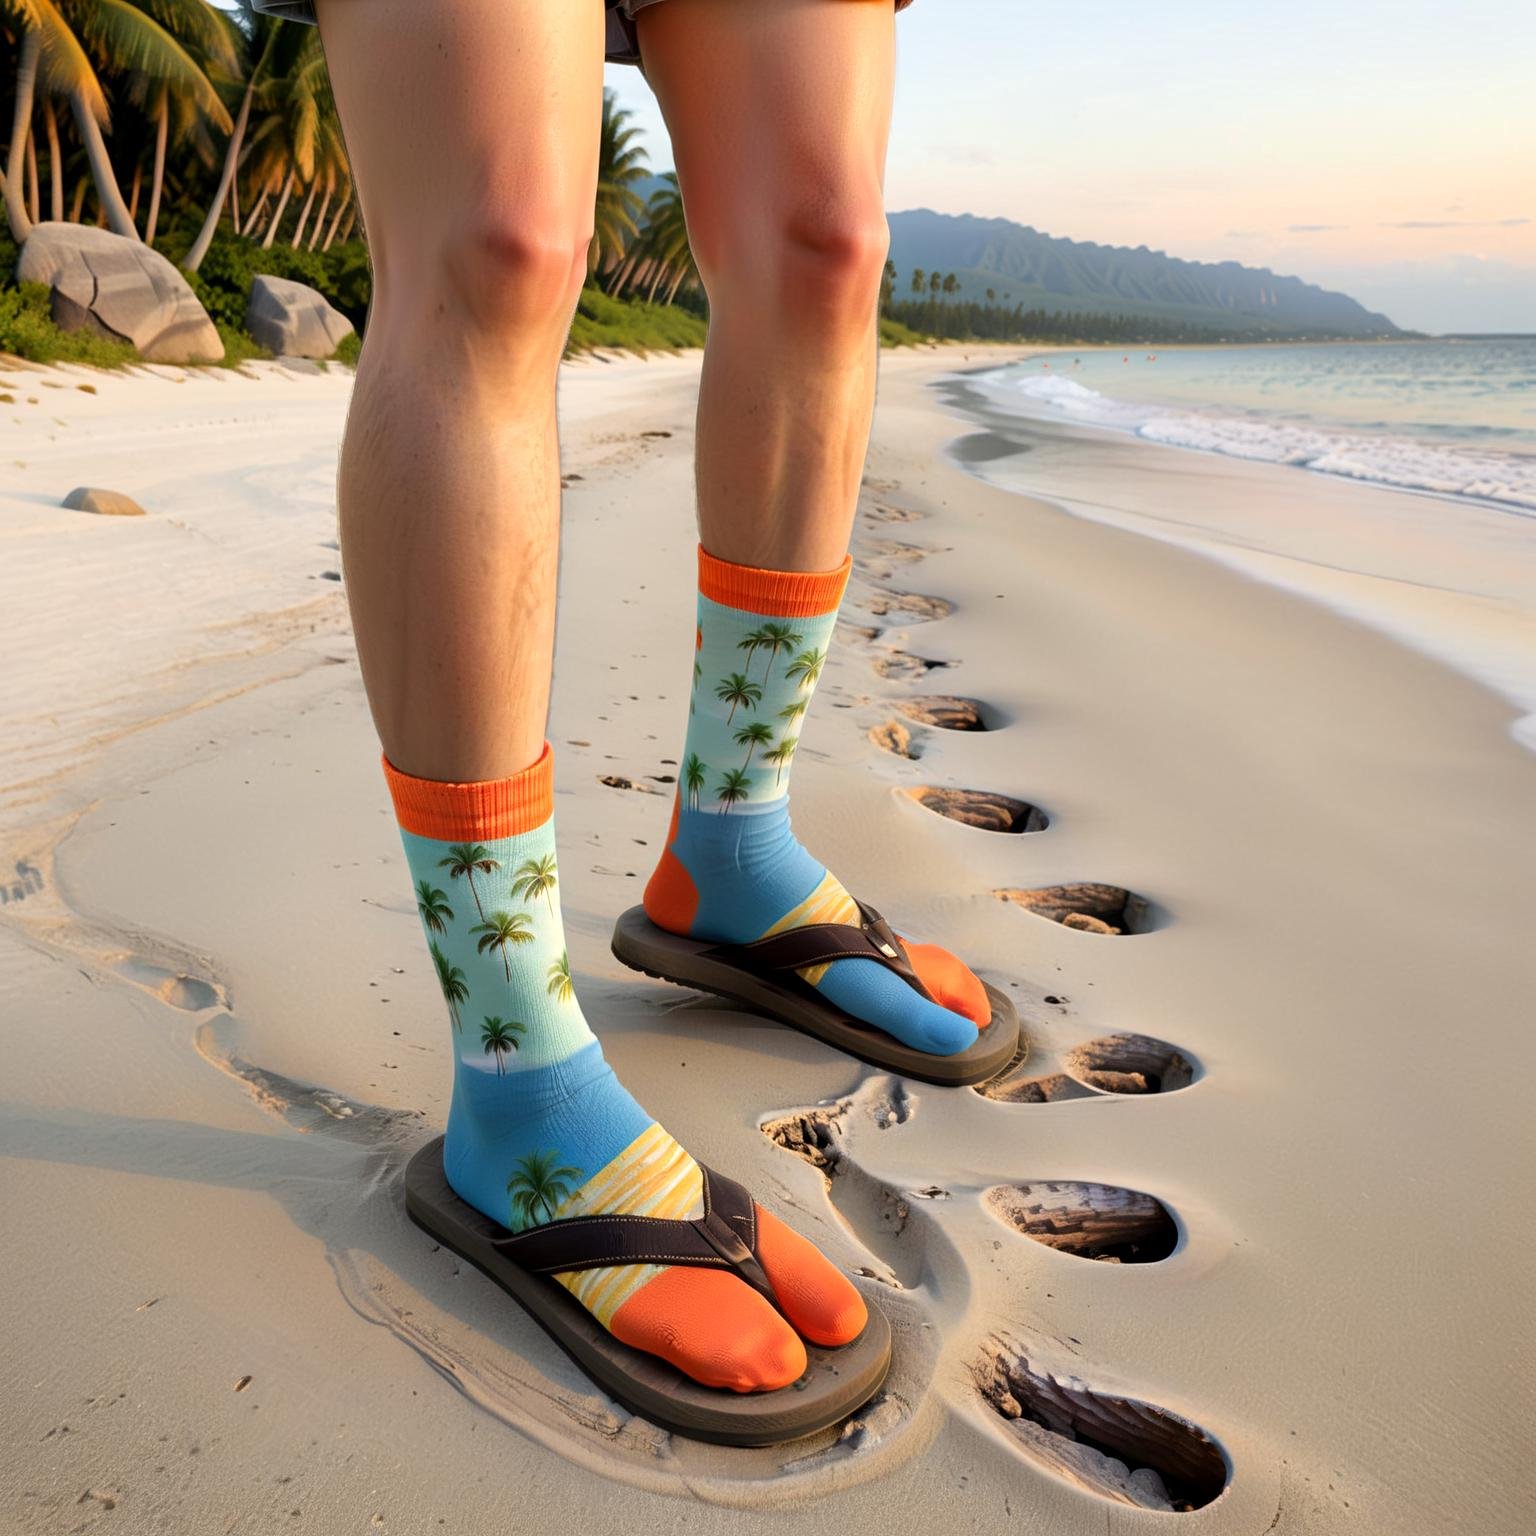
[610,899,1020,1088]
[404,1136,892,1446]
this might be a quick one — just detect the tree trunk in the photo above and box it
[25,124,40,224]
[321,191,351,251]
[228,166,240,234]
[70,177,87,222]
[145,102,168,245]
[69,90,138,238]
[338,206,357,244]
[182,80,254,273]
[128,157,142,223]
[5,30,39,241]
[261,167,295,250]
[241,189,269,238]
[289,178,319,249]
[43,98,63,221]
[306,187,333,251]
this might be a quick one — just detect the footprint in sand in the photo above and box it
[865,590,955,623]
[974,1339,1229,1513]
[977,1030,1201,1104]
[983,1181,1179,1264]
[994,882,1157,935]
[900,786,1048,835]
[896,694,997,732]
[871,651,950,681]
[763,1079,1227,1513]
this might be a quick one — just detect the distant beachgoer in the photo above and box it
[251,0,1015,1443]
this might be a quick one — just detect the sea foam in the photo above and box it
[978,368,1536,513]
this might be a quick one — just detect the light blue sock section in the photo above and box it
[665,789,980,1059]
[401,820,656,1229]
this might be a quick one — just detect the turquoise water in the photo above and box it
[974,339,1536,509]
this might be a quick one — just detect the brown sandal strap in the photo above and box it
[488,1164,778,1308]
[704,900,935,1004]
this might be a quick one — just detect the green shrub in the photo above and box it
[879,317,929,348]
[214,323,271,367]
[332,330,361,365]
[566,286,707,355]
[0,282,137,366]
[178,233,372,333]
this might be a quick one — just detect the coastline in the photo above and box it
[940,360,1536,752]
[2,347,1530,1531]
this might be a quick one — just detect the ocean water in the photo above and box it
[972,339,1536,512]
[952,339,1536,751]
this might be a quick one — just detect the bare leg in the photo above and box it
[635,2,993,1058]
[318,0,604,781]
[637,0,896,572]
[313,0,870,1398]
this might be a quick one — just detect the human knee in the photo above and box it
[699,184,890,320]
[448,216,591,336]
[378,214,590,344]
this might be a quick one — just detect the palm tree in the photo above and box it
[546,951,574,1004]
[737,626,770,672]
[606,171,698,305]
[715,672,762,724]
[510,852,558,916]
[910,267,926,295]
[439,843,500,921]
[120,0,239,245]
[786,647,827,690]
[765,735,799,786]
[778,698,808,726]
[715,767,751,812]
[479,1015,525,1075]
[182,9,302,272]
[683,752,706,811]
[507,1149,584,1230]
[734,720,773,771]
[753,621,803,680]
[5,0,226,243]
[430,941,468,1033]
[470,910,534,982]
[415,880,454,935]
[591,87,647,277]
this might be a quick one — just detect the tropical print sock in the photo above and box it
[644,547,992,1057]
[388,742,865,1390]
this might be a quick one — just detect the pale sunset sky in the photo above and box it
[606,0,1535,334]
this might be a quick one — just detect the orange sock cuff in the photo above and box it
[383,741,554,841]
[697,545,851,619]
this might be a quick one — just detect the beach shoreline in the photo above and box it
[2,347,1530,1532]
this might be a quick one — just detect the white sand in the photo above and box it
[1,345,1530,1532]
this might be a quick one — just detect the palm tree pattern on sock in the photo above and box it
[645,549,988,1059]
[390,758,708,1330]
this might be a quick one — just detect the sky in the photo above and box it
[606,0,1536,334]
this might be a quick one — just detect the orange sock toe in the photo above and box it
[609,1265,807,1393]
[753,1206,868,1348]
[903,938,992,1028]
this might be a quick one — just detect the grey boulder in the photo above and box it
[17,221,222,364]
[245,274,354,358]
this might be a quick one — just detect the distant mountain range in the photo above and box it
[628,178,1399,337]
[885,209,1400,337]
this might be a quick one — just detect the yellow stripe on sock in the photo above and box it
[552,1124,706,1328]
[760,868,860,987]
